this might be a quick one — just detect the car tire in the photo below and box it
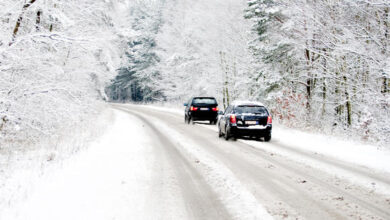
[264,133,271,142]
[224,126,230,140]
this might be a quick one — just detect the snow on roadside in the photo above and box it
[0,105,113,218]
[1,110,169,220]
[139,103,184,115]
[129,107,273,220]
[271,125,390,173]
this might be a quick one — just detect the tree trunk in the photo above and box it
[382,7,389,93]
[304,48,312,112]
[344,76,352,126]
[10,0,37,45]
[36,10,41,31]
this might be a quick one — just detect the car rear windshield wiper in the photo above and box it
[252,112,266,115]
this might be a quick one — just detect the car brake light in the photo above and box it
[267,116,272,124]
[190,106,198,111]
[230,115,237,124]
[212,107,218,111]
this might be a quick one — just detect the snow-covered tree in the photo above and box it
[0,0,130,147]
[106,0,165,102]
[245,0,390,144]
[154,0,254,107]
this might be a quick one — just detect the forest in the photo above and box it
[1,0,389,148]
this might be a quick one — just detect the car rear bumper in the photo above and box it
[229,125,272,136]
[189,111,218,121]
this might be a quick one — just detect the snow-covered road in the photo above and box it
[3,104,390,220]
[113,104,390,220]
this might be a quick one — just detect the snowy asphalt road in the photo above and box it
[124,108,231,220]
[114,104,390,220]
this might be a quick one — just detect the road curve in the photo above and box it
[122,108,231,220]
[114,104,390,220]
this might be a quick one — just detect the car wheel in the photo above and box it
[264,133,271,142]
[224,126,230,140]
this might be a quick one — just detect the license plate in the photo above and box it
[200,108,209,111]
[245,121,258,125]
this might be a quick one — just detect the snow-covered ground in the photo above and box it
[2,104,389,220]
[271,127,390,172]
[2,110,161,220]
[0,107,112,218]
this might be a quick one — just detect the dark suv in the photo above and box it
[184,97,219,124]
[218,101,272,141]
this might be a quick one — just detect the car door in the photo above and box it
[221,105,231,133]
[185,98,192,116]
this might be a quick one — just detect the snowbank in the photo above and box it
[0,106,113,219]
[272,125,390,173]
[1,109,156,220]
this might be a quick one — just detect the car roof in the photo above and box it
[231,100,265,107]
[192,97,216,99]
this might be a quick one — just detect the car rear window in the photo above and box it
[234,105,268,115]
[192,98,217,105]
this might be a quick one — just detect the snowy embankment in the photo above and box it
[0,107,113,220]
[141,104,390,194]
[1,0,132,211]
[2,110,154,220]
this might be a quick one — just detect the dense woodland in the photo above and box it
[108,0,390,145]
[0,0,389,147]
[244,0,390,144]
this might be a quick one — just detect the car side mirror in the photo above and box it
[218,111,224,115]
[184,103,188,107]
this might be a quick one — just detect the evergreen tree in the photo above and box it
[106,0,165,102]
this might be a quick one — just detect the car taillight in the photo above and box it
[267,116,272,124]
[230,115,237,124]
[212,107,218,111]
[190,106,198,111]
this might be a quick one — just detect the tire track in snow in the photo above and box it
[115,106,274,220]
[116,108,231,220]
[115,104,390,220]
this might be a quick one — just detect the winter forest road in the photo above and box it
[7,104,389,220]
[113,104,390,220]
